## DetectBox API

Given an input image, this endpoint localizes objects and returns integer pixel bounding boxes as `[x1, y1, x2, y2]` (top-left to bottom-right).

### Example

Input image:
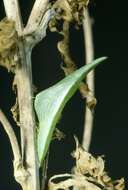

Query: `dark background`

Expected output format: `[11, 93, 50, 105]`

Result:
[0, 0, 128, 189]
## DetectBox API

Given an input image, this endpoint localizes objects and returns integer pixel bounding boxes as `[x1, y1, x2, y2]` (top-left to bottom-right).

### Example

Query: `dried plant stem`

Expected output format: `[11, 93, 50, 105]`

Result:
[15, 45, 40, 190]
[3, 0, 52, 189]
[3, 0, 23, 34]
[3, 1, 40, 190]
[0, 109, 21, 162]
[25, 0, 49, 33]
[82, 8, 94, 151]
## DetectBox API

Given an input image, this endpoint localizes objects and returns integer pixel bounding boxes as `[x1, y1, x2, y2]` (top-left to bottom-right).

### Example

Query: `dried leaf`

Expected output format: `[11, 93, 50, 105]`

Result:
[49, 174, 101, 190]
[49, 0, 89, 27]
[72, 136, 104, 177]
[79, 82, 97, 110]
[52, 0, 73, 22]
[0, 18, 18, 72]
[49, 0, 96, 111]
[53, 128, 65, 141]
[11, 97, 20, 126]
[48, 137, 125, 190]
[72, 137, 125, 190]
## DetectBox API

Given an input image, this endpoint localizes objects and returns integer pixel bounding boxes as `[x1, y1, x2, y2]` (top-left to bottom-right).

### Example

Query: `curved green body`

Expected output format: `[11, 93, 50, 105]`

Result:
[34, 57, 107, 165]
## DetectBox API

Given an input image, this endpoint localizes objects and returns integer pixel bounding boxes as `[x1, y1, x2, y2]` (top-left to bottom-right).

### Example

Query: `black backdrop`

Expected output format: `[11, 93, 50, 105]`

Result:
[0, 0, 128, 189]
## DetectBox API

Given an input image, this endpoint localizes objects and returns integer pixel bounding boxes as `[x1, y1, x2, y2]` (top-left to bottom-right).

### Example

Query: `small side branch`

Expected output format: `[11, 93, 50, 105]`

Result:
[24, 9, 54, 47]
[25, 0, 49, 34]
[82, 8, 94, 151]
[0, 109, 21, 162]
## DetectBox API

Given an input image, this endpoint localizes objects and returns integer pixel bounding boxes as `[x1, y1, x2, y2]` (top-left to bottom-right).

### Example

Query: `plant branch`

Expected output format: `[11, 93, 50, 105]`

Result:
[3, 1, 40, 190]
[82, 8, 94, 151]
[14, 42, 40, 190]
[24, 9, 54, 47]
[25, 0, 49, 34]
[3, 0, 23, 34]
[0, 109, 21, 162]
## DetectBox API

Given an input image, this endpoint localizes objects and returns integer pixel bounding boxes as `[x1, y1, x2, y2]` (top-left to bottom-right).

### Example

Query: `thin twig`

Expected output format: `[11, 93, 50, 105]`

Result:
[0, 109, 21, 162]
[82, 8, 94, 151]
[25, 0, 49, 34]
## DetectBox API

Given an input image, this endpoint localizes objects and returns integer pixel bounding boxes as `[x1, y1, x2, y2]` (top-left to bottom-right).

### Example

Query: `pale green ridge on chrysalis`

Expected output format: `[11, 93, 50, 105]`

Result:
[34, 57, 107, 166]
